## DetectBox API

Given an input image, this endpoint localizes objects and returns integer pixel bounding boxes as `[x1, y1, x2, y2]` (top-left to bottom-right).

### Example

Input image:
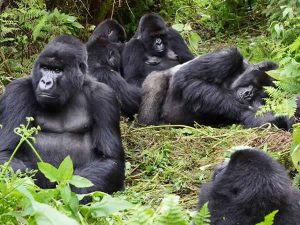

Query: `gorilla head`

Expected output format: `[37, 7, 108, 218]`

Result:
[86, 38, 122, 73]
[197, 149, 300, 225]
[89, 19, 126, 43]
[137, 13, 168, 57]
[32, 36, 87, 108]
[230, 61, 278, 105]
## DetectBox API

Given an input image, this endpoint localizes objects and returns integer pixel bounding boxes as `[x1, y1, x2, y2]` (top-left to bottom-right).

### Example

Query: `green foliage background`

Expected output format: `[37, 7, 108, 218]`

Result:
[0, 0, 300, 224]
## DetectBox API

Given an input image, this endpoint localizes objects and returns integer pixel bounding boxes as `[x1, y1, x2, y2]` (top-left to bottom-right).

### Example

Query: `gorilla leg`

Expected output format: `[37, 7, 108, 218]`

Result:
[138, 70, 171, 125]
[73, 159, 124, 194]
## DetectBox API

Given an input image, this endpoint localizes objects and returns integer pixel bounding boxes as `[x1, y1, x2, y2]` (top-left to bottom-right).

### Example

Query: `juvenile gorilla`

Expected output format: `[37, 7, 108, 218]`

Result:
[122, 13, 194, 87]
[87, 20, 141, 118]
[0, 36, 125, 195]
[139, 48, 290, 129]
[89, 19, 126, 43]
[197, 149, 300, 225]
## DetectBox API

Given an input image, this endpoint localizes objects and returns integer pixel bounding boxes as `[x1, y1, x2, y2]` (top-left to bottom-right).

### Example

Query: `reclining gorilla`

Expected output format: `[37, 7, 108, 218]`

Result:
[197, 149, 300, 225]
[139, 48, 290, 129]
[87, 19, 141, 118]
[0, 36, 125, 196]
[122, 13, 194, 87]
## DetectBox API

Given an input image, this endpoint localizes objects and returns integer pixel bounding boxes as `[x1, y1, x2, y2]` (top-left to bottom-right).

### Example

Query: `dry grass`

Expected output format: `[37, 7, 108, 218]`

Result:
[120, 122, 292, 210]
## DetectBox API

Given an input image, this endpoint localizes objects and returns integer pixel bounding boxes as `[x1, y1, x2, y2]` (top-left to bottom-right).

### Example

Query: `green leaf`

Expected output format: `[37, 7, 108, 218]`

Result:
[290, 36, 300, 53]
[291, 123, 300, 172]
[57, 156, 73, 183]
[256, 210, 278, 225]
[60, 185, 79, 216]
[172, 23, 184, 32]
[38, 162, 59, 182]
[70, 175, 94, 188]
[60, 185, 72, 204]
[31, 200, 79, 225]
[155, 195, 189, 225]
[72, 22, 84, 29]
[88, 195, 133, 218]
[189, 32, 201, 50]
[194, 202, 211, 225]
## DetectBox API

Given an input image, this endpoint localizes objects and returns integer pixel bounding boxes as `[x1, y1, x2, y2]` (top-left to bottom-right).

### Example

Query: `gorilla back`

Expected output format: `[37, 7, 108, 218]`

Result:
[197, 149, 300, 225]
[139, 48, 290, 129]
[0, 35, 125, 196]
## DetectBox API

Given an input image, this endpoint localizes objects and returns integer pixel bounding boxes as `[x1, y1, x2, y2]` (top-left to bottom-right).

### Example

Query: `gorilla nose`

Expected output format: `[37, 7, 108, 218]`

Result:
[39, 76, 54, 90]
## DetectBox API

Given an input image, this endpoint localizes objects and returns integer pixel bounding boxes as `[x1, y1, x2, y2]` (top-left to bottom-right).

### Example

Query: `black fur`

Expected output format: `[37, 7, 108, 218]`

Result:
[139, 48, 290, 129]
[86, 21, 141, 118]
[197, 149, 300, 225]
[122, 13, 194, 87]
[89, 19, 126, 43]
[0, 35, 125, 198]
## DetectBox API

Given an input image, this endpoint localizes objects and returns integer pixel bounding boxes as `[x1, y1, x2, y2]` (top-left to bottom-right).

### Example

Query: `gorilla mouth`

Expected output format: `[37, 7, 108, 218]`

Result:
[38, 94, 57, 99]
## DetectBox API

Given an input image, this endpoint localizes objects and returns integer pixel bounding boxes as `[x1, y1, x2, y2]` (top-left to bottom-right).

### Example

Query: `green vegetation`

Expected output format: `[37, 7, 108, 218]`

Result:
[0, 0, 300, 224]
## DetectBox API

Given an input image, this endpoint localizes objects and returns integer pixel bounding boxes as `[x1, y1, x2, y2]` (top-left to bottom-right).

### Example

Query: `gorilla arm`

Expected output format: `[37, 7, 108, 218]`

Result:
[0, 77, 37, 170]
[168, 28, 194, 63]
[122, 39, 147, 86]
[176, 79, 251, 121]
[76, 80, 125, 194]
[93, 67, 141, 118]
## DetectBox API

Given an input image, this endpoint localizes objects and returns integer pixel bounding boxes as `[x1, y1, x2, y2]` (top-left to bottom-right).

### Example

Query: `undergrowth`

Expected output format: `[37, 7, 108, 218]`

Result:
[0, 120, 292, 224]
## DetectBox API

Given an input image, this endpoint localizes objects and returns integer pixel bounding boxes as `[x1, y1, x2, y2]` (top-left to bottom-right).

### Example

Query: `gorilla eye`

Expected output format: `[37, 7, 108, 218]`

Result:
[54, 68, 62, 73]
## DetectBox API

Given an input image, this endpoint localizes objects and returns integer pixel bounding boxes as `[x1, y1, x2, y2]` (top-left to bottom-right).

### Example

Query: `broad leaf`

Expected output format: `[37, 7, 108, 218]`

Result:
[38, 162, 59, 182]
[291, 123, 300, 172]
[172, 23, 184, 32]
[31, 200, 79, 225]
[256, 210, 278, 225]
[89, 195, 133, 218]
[57, 156, 73, 183]
[70, 175, 94, 188]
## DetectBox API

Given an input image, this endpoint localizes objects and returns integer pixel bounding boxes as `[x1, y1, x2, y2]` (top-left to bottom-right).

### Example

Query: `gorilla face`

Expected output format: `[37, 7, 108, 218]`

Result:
[236, 85, 255, 102]
[142, 32, 168, 57]
[33, 36, 87, 108]
[86, 38, 122, 72]
[231, 63, 276, 104]
[35, 60, 70, 107]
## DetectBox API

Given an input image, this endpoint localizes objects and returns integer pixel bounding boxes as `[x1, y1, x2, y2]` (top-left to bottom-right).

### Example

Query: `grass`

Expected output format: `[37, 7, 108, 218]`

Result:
[120, 121, 292, 210]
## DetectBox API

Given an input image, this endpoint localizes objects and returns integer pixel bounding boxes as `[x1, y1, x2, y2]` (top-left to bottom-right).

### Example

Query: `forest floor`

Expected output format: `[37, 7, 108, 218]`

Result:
[120, 121, 292, 210]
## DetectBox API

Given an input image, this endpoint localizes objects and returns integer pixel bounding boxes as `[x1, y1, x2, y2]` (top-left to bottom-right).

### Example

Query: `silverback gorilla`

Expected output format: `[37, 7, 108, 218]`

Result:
[139, 48, 290, 129]
[87, 19, 141, 118]
[197, 149, 300, 225]
[0, 36, 125, 196]
[122, 13, 194, 87]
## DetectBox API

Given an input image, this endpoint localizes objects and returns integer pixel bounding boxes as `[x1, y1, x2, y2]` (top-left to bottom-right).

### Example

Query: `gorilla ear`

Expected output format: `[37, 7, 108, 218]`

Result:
[255, 61, 278, 71]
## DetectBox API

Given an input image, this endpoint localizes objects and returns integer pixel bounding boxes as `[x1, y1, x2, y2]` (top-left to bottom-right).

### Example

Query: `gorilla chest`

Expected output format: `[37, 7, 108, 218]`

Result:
[144, 54, 179, 74]
[33, 93, 94, 166]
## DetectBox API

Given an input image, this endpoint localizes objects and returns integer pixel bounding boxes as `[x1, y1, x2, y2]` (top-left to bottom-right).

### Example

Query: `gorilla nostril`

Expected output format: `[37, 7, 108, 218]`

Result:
[46, 81, 52, 86]
[39, 77, 54, 90]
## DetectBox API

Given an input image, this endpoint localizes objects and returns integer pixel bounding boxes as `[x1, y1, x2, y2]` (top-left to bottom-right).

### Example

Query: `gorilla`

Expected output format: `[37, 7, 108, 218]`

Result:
[122, 13, 194, 87]
[139, 48, 290, 129]
[89, 19, 126, 43]
[197, 149, 300, 225]
[0, 35, 125, 196]
[87, 20, 141, 118]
